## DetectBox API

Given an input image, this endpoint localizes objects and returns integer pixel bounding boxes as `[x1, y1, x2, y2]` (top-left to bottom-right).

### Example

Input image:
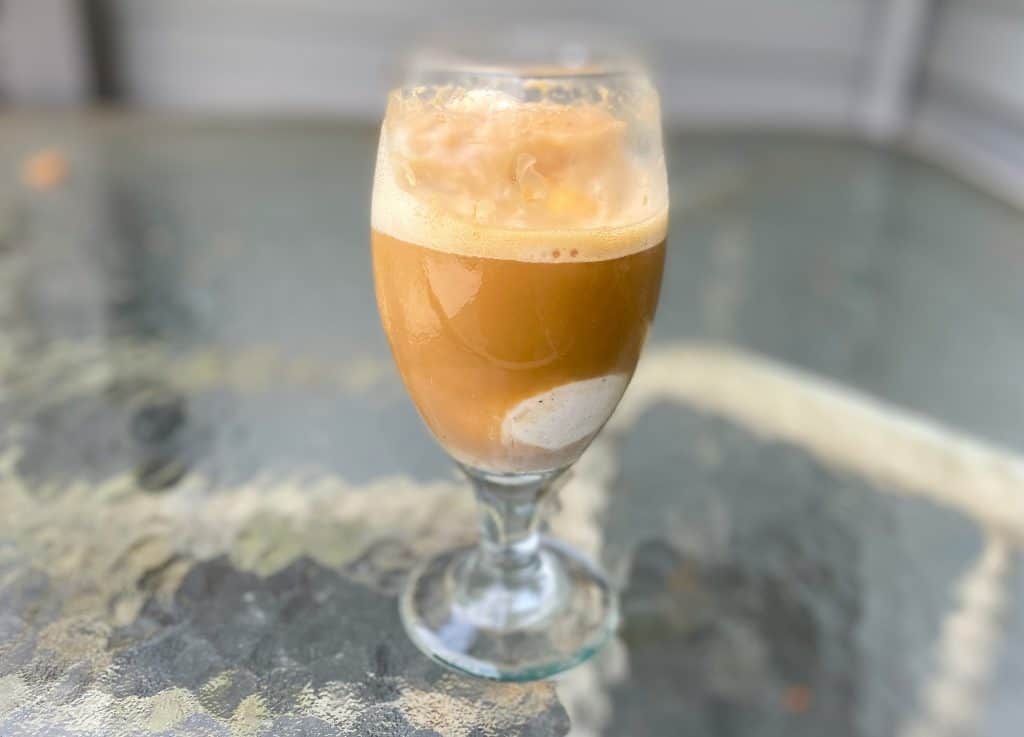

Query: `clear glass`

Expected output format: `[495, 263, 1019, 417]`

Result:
[371, 34, 669, 680]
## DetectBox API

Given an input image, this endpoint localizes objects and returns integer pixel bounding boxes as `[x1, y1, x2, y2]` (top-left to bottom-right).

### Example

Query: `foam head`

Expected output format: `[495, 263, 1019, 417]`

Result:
[372, 77, 668, 262]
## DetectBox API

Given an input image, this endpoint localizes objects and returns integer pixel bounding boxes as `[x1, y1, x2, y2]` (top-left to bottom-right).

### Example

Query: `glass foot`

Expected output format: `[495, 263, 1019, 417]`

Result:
[400, 539, 618, 681]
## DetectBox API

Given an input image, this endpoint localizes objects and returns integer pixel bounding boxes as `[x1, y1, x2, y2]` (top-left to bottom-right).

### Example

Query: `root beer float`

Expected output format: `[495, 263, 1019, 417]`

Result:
[372, 80, 668, 474]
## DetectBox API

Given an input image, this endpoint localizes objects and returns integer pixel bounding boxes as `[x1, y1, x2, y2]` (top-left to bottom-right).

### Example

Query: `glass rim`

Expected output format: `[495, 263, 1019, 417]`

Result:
[400, 23, 652, 83]
[407, 61, 647, 81]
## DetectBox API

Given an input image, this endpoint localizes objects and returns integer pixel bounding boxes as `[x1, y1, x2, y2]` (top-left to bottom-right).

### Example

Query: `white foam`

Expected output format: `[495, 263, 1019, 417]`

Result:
[371, 90, 669, 263]
[501, 374, 629, 451]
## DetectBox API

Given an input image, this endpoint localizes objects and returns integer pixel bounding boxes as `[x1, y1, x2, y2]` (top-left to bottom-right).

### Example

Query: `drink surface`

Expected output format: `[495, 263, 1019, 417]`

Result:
[372, 84, 669, 472]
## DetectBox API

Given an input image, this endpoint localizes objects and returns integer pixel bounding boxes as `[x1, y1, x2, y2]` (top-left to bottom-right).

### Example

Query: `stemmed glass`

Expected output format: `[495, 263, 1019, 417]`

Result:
[371, 34, 669, 680]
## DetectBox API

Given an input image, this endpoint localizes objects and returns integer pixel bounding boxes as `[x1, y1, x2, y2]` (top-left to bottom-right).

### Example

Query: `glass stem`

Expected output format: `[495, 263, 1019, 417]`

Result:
[457, 468, 566, 629]
[473, 475, 549, 574]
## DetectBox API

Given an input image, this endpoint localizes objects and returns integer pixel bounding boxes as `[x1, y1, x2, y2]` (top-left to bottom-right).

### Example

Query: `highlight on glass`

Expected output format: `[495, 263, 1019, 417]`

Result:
[371, 32, 669, 680]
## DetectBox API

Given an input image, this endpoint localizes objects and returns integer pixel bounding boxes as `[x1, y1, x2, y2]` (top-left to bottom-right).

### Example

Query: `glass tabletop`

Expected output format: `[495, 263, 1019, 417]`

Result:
[1, 116, 1023, 736]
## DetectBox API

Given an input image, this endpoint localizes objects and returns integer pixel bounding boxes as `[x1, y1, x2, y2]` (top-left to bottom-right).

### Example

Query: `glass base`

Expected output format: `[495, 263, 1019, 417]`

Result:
[400, 539, 618, 681]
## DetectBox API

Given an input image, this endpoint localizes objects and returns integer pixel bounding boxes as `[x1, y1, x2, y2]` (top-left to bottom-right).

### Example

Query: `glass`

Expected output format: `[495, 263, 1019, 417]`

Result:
[371, 34, 669, 680]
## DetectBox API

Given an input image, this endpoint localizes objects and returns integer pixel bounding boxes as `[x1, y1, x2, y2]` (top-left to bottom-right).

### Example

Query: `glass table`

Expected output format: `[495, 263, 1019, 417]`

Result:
[1, 116, 1023, 736]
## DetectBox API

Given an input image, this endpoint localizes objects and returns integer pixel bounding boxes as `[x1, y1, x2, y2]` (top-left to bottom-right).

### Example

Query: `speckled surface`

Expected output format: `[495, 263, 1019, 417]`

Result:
[1, 116, 1023, 736]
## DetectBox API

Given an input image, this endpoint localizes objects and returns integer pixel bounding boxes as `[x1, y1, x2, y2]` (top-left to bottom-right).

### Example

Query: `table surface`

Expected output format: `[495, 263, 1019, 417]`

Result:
[1, 116, 1023, 737]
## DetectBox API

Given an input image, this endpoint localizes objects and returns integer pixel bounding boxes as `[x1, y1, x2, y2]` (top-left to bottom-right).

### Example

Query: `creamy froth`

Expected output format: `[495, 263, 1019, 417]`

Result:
[371, 87, 668, 262]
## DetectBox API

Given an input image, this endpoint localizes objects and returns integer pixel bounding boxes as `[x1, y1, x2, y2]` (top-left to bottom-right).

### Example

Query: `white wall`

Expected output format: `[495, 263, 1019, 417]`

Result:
[97, 0, 881, 129]
[911, 0, 1024, 205]
[0, 0, 91, 105]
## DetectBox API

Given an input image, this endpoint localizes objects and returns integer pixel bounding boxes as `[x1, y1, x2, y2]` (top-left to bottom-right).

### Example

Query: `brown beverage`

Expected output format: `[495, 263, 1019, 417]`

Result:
[372, 87, 668, 473]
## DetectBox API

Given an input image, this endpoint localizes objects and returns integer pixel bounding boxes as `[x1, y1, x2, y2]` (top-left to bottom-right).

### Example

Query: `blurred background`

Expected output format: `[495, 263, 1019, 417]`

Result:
[4, 3, 1024, 736]
[1, 0, 1022, 206]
